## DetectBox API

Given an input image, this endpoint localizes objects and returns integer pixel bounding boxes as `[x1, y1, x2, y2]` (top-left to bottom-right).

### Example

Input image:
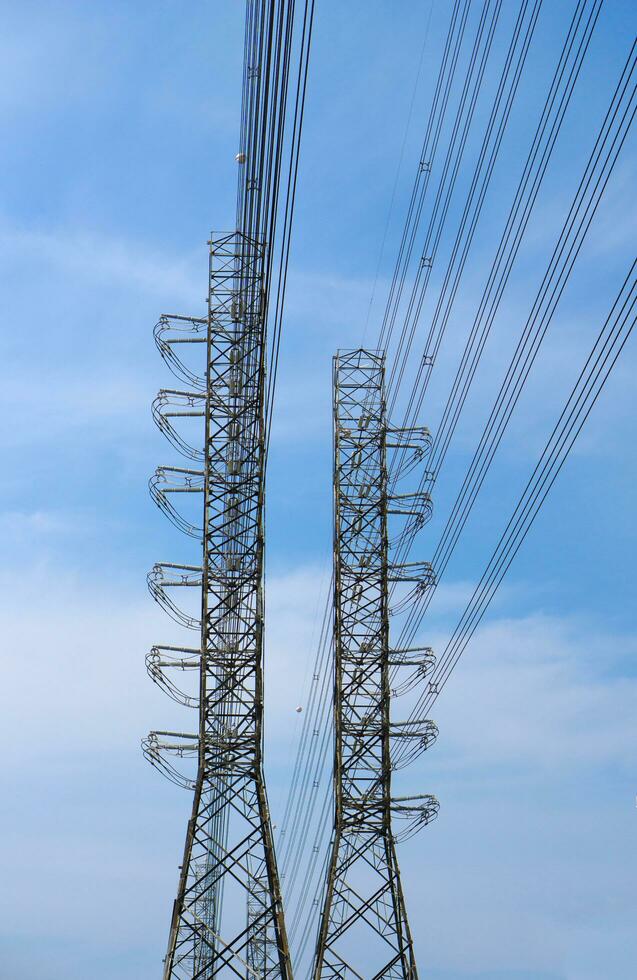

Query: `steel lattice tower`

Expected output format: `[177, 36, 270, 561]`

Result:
[313, 349, 439, 980]
[142, 0, 302, 971]
[145, 234, 291, 979]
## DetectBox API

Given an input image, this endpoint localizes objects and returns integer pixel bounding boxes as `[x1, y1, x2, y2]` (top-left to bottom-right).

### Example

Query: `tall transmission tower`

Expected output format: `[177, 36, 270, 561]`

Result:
[142, 0, 311, 975]
[146, 235, 289, 979]
[312, 349, 439, 979]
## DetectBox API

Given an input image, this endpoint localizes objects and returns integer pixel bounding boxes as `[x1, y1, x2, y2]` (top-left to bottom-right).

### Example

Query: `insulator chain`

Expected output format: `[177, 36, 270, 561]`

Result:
[386, 423, 432, 479]
[388, 560, 436, 615]
[154, 313, 207, 390]
[151, 388, 206, 462]
[147, 562, 202, 631]
[146, 311, 207, 792]
[149, 466, 204, 539]
[145, 644, 200, 709]
[389, 644, 436, 696]
[142, 730, 198, 791]
[389, 718, 439, 769]
[391, 794, 441, 842]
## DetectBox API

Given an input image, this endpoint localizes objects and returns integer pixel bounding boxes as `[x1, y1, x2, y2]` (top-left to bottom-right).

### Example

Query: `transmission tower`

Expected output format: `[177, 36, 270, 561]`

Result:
[312, 349, 439, 980]
[141, 0, 306, 972]
[145, 233, 290, 979]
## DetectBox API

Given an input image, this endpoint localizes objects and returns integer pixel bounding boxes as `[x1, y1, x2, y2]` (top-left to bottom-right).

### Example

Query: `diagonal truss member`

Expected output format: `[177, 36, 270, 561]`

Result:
[313, 349, 439, 980]
[145, 233, 291, 979]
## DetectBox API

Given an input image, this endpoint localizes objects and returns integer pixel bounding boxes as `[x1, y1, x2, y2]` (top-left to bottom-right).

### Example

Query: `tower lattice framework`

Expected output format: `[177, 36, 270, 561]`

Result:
[142, 0, 305, 974]
[145, 233, 291, 980]
[313, 349, 439, 980]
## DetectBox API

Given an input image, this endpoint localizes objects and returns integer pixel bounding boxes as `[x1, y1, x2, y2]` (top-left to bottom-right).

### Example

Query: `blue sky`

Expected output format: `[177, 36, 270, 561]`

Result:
[0, 2, 635, 979]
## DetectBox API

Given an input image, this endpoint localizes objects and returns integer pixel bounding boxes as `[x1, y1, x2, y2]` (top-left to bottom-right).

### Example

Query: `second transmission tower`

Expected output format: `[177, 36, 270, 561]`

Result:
[313, 349, 439, 979]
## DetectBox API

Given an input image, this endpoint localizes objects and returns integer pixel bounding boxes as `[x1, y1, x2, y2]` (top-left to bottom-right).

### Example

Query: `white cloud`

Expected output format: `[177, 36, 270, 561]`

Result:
[284, 268, 383, 335]
[0, 509, 75, 535]
[0, 370, 152, 449]
[0, 561, 329, 764]
[2, 559, 636, 978]
[269, 576, 637, 979]
[0, 219, 204, 307]
[422, 613, 637, 771]
[0, 569, 170, 761]
[424, 579, 481, 617]
[0, 14, 105, 118]
[0, 218, 208, 449]
[265, 562, 332, 721]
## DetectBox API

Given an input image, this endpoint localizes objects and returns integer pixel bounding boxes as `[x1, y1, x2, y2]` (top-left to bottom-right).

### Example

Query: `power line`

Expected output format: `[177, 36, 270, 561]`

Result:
[394, 260, 636, 751]
[279, 9, 633, 959]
